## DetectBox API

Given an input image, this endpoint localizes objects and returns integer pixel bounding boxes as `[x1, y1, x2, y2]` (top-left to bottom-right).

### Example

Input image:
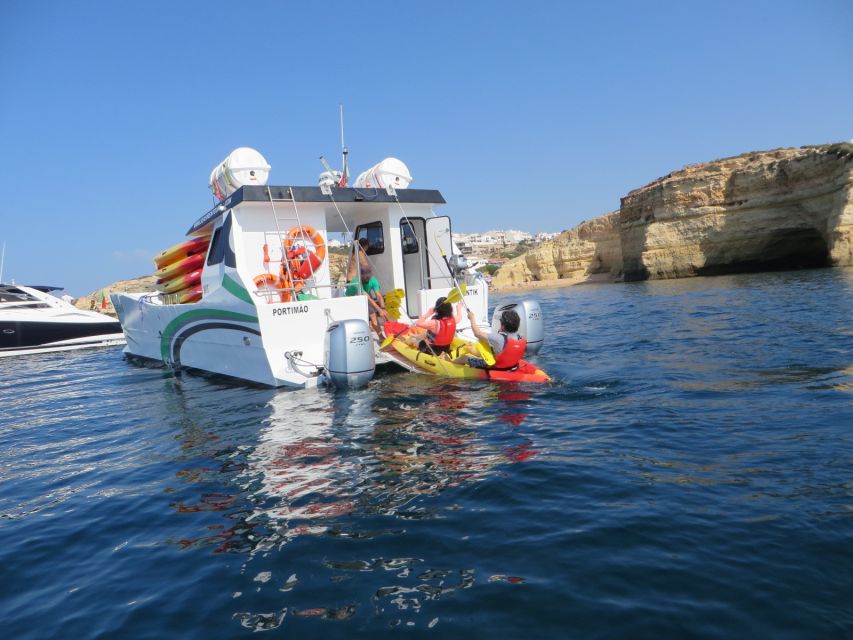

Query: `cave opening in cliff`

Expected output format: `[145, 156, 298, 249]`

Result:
[697, 227, 830, 277]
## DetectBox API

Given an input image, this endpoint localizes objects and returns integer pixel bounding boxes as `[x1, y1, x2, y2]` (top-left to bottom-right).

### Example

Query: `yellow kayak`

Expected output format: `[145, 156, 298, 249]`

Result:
[153, 235, 211, 269]
[382, 323, 550, 383]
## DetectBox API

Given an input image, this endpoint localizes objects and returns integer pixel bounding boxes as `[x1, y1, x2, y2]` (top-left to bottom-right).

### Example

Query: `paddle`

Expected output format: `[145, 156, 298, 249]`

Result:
[380, 286, 494, 366]
[380, 323, 412, 350]
[445, 284, 466, 305]
[474, 338, 496, 366]
[432, 246, 496, 366]
[443, 286, 495, 365]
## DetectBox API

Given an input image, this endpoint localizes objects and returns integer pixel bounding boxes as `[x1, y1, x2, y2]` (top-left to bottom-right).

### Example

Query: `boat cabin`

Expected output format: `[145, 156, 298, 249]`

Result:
[186, 185, 489, 321]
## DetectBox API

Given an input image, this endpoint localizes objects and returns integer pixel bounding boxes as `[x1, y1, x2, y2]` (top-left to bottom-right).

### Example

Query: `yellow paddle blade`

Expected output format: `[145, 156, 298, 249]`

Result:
[382, 289, 404, 320]
[476, 339, 496, 366]
[380, 334, 396, 349]
[445, 284, 467, 305]
[383, 288, 404, 301]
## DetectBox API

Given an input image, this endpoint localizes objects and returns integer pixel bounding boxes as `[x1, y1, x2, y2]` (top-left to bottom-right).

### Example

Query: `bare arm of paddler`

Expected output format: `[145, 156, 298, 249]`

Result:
[467, 310, 490, 342]
[416, 307, 437, 331]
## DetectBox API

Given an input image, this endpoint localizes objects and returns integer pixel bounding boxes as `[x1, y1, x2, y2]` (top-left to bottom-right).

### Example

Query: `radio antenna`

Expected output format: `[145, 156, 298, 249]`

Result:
[338, 104, 348, 187]
[0, 242, 5, 283]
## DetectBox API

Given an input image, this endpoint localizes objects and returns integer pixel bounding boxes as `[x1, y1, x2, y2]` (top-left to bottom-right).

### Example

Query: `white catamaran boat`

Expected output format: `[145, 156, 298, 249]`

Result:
[0, 284, 125, 357]
[111, 148, 543, 388]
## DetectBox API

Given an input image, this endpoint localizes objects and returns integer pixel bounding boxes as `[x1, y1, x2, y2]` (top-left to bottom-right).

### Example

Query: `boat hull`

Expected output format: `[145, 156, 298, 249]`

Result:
[111, 288, 370, 388]
[0, 319, 125, 357]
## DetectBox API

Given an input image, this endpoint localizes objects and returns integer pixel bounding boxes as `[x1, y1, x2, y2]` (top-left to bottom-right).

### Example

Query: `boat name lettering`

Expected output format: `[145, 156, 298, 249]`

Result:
[272, 305, 309, 317]
[467, 288, 479, 295]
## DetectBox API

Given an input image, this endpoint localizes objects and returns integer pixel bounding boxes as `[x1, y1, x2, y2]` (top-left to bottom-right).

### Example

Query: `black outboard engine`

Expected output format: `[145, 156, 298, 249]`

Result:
[491, 300, 544, 355]
[324, 319, 375, 388]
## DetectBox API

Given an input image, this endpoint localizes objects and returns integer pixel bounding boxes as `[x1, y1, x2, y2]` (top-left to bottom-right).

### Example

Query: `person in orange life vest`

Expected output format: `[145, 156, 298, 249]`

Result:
[413, 296, 463, 355]
[457, 308, 526, 369]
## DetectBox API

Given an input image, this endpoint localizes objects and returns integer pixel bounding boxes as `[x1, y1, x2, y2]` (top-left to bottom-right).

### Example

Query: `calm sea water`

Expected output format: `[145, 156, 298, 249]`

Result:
[2, 268, 852, 639]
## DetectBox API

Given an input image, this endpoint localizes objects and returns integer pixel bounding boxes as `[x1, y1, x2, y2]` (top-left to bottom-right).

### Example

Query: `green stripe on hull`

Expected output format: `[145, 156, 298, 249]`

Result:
[222, 274, 254, 304]
[160, 309, 259, 361]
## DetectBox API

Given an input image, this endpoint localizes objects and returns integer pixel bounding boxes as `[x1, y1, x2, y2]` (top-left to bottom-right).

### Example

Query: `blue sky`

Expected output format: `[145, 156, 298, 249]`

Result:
[2, 1, 852, 295]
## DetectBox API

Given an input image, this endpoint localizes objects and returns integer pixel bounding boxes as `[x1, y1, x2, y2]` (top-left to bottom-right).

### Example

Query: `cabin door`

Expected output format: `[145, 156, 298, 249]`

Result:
[400, 216, 454, 317]
[424, 216, 454, 290]
[400, 218, 427, 317]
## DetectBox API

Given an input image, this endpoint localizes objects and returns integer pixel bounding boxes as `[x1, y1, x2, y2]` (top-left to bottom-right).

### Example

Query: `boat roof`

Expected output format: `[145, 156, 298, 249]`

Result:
[187, 185, 446, 235]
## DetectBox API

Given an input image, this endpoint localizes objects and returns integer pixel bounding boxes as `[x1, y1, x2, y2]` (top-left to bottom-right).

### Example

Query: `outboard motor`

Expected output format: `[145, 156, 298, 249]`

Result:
[491, 300, 544, 355]
[324, 319, 375, 388]
[448, 254, 469, 280]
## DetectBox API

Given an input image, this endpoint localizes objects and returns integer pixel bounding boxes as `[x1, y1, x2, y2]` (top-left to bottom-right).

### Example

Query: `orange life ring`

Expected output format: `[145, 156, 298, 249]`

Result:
[283, 225, 326, 280]
[253, 272, 293, 303]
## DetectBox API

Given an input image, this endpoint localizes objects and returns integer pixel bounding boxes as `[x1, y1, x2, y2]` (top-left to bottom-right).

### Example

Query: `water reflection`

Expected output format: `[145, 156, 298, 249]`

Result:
[244, 391, 368, 536]
[163, 375, 541, 630]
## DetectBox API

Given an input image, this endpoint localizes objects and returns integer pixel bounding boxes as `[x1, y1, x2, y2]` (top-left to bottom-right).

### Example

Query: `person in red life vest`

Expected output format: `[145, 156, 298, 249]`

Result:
[413, 296, 463, 356]
[457, 308, 526, 370]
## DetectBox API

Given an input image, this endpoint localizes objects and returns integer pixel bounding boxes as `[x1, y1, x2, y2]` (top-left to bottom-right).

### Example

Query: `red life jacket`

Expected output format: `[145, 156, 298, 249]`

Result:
[492, 334, 527, 370]
[430, 317, 456, 347]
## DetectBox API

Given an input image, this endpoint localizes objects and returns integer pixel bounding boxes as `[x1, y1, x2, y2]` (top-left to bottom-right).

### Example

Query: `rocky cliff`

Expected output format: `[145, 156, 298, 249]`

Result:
[491, 213, 622, 288]
[492, 143, 853, 288]
[74, 276, 157, 317]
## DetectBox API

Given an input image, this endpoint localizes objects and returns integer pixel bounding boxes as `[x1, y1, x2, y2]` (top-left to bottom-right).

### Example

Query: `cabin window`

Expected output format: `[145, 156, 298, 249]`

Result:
[0, 287, 38, 302]
[401, 220, 420, 255]
[355, 222, 384, 255]
[207, 226, 225, 266]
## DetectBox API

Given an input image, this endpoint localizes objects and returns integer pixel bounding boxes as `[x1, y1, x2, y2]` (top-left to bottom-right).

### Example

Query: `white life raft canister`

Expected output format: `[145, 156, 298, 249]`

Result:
[209, 147, 271, 201]
[353, 157, 412, 190]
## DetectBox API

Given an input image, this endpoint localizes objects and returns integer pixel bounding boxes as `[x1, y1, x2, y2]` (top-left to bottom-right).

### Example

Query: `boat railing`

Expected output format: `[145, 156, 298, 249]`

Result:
[419, 272, 486, 288]
[251, 280, 354, 303]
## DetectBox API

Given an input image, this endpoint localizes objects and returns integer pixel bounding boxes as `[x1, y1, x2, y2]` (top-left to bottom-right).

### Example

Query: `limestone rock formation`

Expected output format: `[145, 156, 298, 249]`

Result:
[492, 213, 621, 288]
[619, 143, 853, 280]
[74, 275, 157, 317]
[493, 143, 853, 288]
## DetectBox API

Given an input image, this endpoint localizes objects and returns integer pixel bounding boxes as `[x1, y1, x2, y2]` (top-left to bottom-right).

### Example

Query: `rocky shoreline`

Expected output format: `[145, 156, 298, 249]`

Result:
[493, 143, 853, 289]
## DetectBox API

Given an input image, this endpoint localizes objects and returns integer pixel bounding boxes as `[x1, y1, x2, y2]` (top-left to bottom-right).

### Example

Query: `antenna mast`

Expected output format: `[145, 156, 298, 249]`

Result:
[0, 242, 5, 283]
[339, 104, 349, 187]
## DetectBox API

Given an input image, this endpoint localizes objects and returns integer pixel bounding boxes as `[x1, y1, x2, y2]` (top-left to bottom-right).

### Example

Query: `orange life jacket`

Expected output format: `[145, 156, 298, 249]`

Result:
[492, 333, 527, 370]
[430, 317, 456, 347]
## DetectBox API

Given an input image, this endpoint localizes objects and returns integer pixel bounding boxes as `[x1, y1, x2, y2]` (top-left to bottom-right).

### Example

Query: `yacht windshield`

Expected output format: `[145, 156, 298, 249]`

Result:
[0, 287, 40, 303]
[0, 287, 52, 309]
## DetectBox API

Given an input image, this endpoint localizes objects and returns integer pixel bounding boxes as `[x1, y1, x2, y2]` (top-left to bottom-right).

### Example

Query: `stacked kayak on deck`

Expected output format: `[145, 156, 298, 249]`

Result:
[381, 321, 550, 383]
[152, 235, 210, 303]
